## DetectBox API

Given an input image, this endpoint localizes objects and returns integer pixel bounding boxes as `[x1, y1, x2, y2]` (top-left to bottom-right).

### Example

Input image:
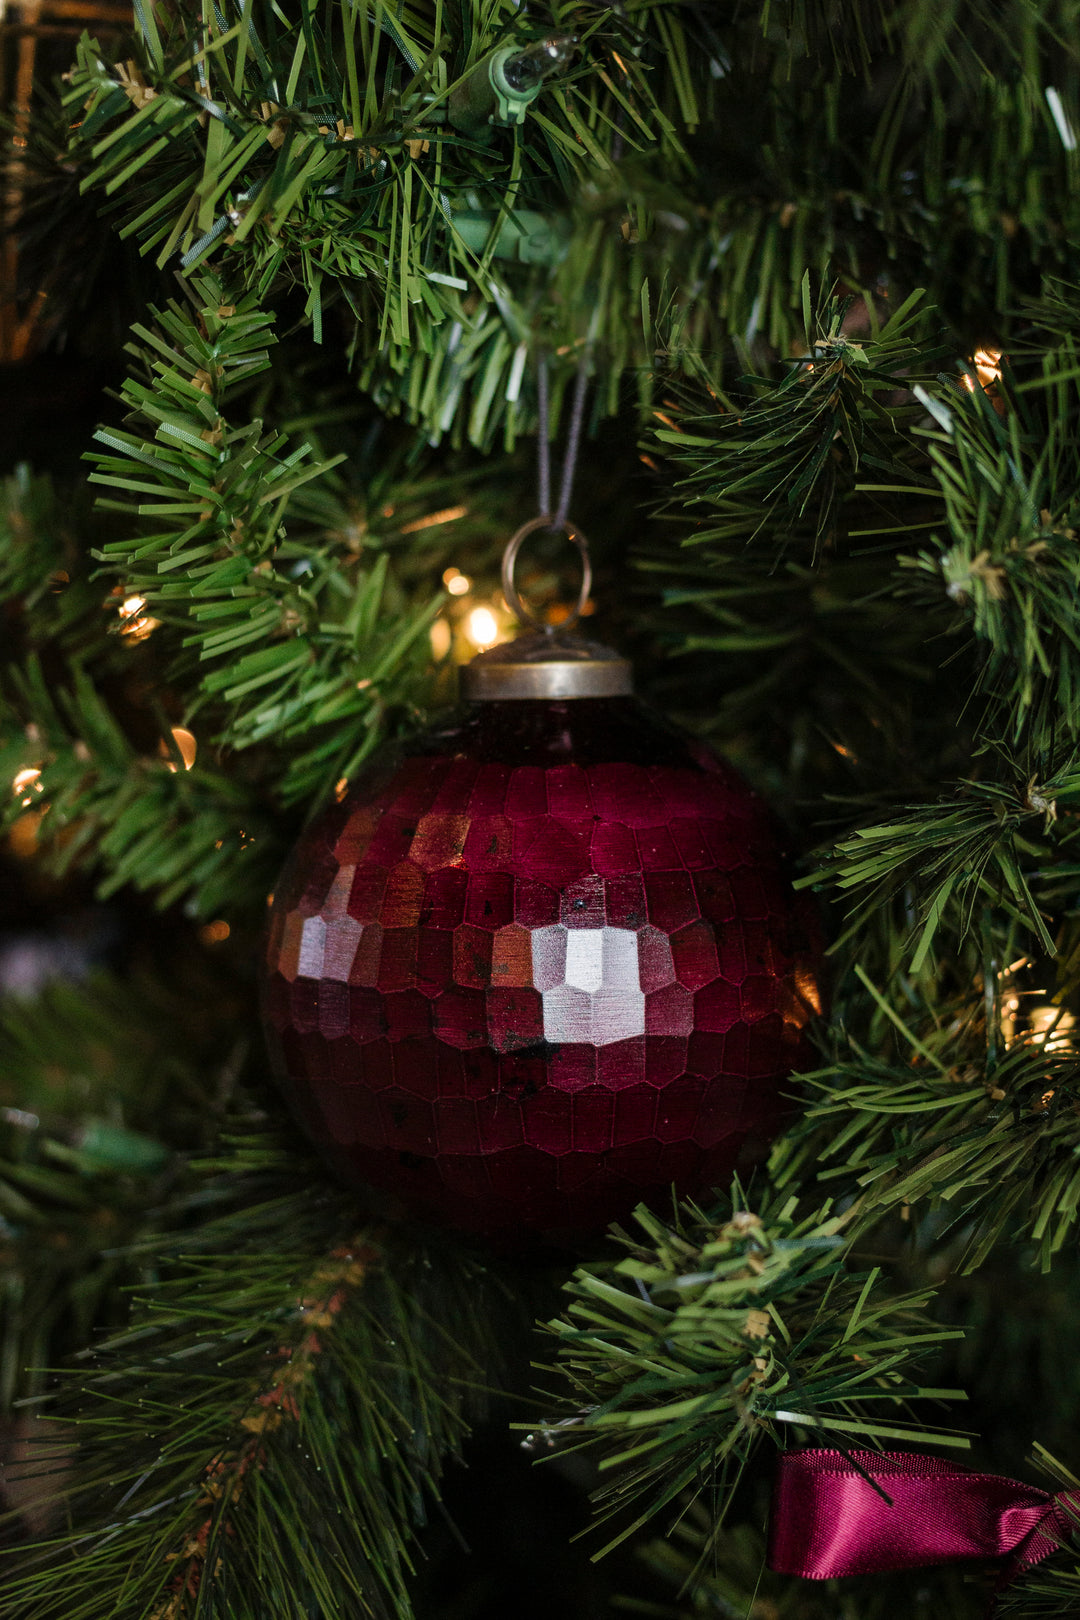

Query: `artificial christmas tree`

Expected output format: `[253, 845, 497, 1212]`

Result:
[4, 4, 1080, 1618]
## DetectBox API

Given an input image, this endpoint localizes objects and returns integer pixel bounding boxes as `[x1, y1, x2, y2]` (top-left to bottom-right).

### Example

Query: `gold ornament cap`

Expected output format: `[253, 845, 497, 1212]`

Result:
[460, 516, 632, 700]
[461, 629, 633, 700]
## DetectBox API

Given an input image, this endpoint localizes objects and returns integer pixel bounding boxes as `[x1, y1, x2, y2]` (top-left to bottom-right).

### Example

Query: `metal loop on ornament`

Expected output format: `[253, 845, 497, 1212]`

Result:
[502, 516, 592, 633]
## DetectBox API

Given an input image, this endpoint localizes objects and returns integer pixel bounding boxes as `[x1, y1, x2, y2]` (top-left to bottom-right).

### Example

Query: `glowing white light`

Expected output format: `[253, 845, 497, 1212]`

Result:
[467, 607, 499, 647]
[12, 768, 41, 800]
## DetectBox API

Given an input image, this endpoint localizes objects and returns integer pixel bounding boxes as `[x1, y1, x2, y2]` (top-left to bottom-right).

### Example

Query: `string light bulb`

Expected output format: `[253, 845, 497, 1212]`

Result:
[466, 606, 500, 647]
[12, 767, 43, 805]
[9, 768, 45, 858]
[1027, 1004, 1075, 1053]
[115, 589, 160, 641]
[449, 34, 577, 130]
[159, 727, 197, 772]
[998, 958, 1076, 1052]
[962, 347, 1003, 392]
[430, 617, 452, 660]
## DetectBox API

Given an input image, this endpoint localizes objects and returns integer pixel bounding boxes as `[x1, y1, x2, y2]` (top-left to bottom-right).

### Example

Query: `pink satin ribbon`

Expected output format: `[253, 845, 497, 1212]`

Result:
[768, 1449, 1079, 1581]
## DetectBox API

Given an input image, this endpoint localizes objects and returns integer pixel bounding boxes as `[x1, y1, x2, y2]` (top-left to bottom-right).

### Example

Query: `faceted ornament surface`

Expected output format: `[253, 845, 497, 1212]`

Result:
[262, 697, 820, 1241]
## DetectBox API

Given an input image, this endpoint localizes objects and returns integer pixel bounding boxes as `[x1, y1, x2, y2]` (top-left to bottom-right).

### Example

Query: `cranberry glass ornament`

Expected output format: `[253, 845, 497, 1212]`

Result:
[263, 630, 820, 1241]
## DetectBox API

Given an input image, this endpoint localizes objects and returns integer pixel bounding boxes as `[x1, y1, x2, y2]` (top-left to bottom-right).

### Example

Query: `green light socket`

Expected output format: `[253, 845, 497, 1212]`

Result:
[448, 38, 574, 132]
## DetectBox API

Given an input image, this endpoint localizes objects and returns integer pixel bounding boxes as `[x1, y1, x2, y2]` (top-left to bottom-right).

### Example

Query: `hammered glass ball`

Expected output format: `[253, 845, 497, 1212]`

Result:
[262, 686, 820, 1243]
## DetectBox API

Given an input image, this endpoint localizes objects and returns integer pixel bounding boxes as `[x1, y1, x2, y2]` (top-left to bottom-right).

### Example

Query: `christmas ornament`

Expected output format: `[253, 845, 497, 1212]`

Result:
[262, 523, 820, 1241]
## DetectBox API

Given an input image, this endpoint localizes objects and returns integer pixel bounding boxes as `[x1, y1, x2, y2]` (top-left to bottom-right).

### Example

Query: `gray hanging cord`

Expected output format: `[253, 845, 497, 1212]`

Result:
[534, 350, 589, 528]
[554, 357, 590, 529]
[503, 351, 593, 633]
[536, 355, 552, 519]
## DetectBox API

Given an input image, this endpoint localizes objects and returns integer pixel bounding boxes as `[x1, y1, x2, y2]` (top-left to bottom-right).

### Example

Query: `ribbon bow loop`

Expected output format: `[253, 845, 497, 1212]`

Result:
[1014, 1487, 1080, 1574]
[768, 1449, 1078, 1585]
